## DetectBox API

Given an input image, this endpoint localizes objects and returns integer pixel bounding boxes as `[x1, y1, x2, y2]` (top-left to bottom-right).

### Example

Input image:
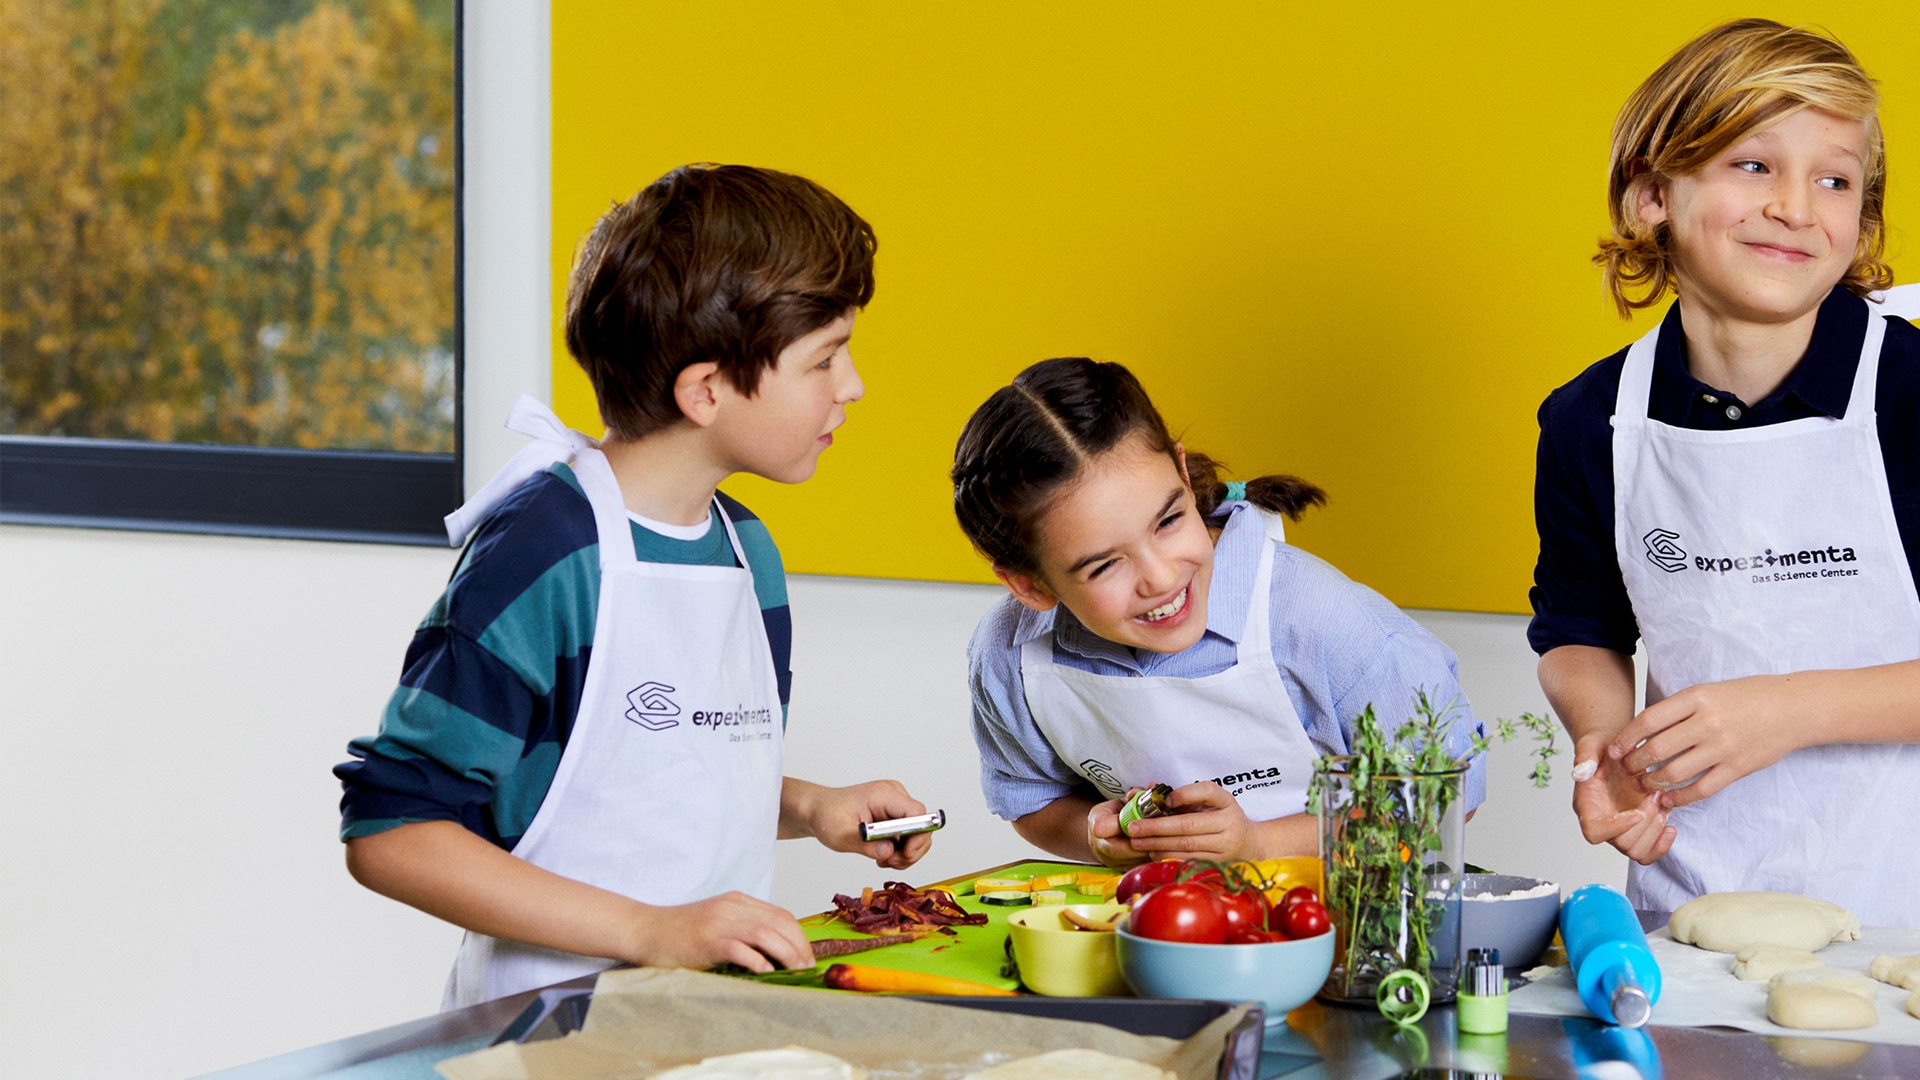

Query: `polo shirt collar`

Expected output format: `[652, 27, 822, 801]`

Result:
[1008, 502, 1258, 661]
[1650, 286, 1866, 423]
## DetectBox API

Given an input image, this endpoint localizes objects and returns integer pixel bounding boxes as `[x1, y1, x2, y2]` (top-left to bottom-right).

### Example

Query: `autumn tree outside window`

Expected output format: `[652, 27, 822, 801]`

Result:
[0, 0, 461, 543]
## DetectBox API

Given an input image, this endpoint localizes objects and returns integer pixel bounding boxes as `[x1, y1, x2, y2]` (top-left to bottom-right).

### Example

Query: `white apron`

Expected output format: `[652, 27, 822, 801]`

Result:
[440, 400, 784, 1007]
[1020, 509, 1326, 821]
[1611, 298, 1920, 927]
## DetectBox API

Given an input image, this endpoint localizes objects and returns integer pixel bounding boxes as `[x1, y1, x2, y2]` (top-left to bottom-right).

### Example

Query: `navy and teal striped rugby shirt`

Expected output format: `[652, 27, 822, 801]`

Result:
[334, 463, 792, 850]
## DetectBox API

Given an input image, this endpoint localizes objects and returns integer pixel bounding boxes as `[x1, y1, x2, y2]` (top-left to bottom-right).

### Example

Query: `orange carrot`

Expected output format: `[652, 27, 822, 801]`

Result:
[820, 963, 1017, 996]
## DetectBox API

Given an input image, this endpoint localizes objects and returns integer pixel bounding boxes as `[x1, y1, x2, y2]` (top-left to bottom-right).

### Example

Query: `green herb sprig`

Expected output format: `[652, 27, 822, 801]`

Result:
[1307, 691, 1560, 999]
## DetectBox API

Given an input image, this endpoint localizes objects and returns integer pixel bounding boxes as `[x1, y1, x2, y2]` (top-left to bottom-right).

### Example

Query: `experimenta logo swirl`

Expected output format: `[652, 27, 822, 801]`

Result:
[1643, 528, 1688, 574]
[624, 681, 681, 730]
[1080, 758, 1124, 797]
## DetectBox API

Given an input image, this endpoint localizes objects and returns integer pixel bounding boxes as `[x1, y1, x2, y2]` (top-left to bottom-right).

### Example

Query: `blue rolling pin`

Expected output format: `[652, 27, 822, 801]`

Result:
[1560, 884, 1661, 1027]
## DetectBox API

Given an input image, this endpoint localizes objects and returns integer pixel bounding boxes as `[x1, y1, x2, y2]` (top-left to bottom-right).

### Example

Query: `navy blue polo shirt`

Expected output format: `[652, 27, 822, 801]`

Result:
[1529, 287, 1920, 656]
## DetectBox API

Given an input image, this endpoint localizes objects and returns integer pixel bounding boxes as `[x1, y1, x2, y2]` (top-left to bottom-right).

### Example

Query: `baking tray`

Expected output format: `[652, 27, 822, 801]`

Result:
[493, 987, 1267, 1080]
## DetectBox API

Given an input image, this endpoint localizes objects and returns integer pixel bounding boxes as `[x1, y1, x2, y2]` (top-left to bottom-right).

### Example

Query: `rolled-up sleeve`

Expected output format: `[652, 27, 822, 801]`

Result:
[335, 623, 529, 842]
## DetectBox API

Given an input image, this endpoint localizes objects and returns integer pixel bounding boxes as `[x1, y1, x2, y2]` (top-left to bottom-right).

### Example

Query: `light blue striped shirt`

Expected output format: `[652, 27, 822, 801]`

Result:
[967, 502, 1488, 820]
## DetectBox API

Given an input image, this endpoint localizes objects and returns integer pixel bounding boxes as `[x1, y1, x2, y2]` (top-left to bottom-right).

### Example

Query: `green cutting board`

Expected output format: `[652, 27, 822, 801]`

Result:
[756, 860, 1115, 992]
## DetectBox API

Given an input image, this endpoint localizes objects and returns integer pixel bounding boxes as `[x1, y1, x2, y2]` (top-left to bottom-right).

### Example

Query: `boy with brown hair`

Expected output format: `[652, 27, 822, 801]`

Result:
[336, 164, 932, 1006]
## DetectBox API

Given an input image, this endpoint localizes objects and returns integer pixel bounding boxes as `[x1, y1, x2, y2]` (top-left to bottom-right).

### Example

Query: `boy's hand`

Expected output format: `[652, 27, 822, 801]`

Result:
[1109, 782, 1256, 863]
[788, 778, 933, 870]
[1571, 730, 1674, 864]
[626, 892, 813, 973]
[1086, 795, 1149, 870]
[1609, 674, 1803, 809]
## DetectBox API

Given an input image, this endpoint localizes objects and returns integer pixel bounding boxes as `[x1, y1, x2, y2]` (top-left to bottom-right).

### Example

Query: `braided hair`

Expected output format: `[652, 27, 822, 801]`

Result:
[951, 358, 1324, 576]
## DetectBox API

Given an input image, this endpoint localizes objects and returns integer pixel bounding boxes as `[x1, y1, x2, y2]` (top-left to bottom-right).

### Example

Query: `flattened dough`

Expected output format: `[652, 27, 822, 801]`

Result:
[1869, 953, 1920, 991]
[652, 1047, 866, 1080]
[1767, 983, 1878, 1030]
[1768, 968, 1880, 1001]
[1668, 892, 1859, 953]
[965, 1049, 1173, 1080]
[1731, 943, 1822, 981]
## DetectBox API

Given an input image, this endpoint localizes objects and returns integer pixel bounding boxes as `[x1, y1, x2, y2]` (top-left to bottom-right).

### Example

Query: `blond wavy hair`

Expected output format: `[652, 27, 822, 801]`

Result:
[1596, 19, 1891, 316]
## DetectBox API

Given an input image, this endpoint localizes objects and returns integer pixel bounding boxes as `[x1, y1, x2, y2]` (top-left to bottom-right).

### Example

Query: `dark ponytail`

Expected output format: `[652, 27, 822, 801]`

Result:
[951, 357, 1324, 576]
[1182, 451, 1326, 521]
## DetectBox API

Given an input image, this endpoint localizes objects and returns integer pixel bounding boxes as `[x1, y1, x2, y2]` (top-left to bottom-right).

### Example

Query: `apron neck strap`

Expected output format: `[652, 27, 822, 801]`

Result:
[570, 447, 639, 567]
[1235, 510, 1283, 661]
[1614, 322, 1661, 422]
[1845, 303, 1891, 420]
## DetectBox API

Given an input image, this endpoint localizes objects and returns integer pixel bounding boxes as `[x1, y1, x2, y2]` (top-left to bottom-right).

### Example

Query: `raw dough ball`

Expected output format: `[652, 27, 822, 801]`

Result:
[1767, 968, 1879, 1002]
[1909, 989, 1920, 1021]
[1767, 983, 1878, 1030]
[1868, 953, 1920, 991]
[1731, 943, 1822, 981]
[651, 1047, 866, 1080]
[964, 1049, 1173, 1080]
[1669, 892, 1859, 953]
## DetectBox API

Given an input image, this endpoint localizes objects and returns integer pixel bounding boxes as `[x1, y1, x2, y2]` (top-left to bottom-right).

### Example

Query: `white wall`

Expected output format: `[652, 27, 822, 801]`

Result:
[0, 526, 467, 1078]
[0, 522, 1629, 1079]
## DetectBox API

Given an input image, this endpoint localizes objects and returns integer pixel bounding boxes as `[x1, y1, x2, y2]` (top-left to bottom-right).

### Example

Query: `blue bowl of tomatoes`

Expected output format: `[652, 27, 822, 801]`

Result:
[1113, 862, 1335, 1024]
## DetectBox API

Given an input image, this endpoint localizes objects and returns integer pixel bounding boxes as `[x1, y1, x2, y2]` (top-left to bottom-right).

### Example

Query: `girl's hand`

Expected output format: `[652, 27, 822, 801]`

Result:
[1112, 782, 1256, 863]
[624, 891, 813, 973]
[788, 779, 933, 870]
[1086, 795, 1148, 869]
[1571, 730, 1674, 864]
[1609, 674, 1806, 809]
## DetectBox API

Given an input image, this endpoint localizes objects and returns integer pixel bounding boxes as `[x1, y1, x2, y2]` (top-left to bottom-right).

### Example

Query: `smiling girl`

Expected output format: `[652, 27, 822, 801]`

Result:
[952, 357, 1486, 867]
[1531, 19, 1920, 925]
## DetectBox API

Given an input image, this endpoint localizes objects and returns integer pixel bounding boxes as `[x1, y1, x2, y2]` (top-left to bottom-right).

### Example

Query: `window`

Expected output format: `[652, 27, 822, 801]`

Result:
[1, 0, 461, 544]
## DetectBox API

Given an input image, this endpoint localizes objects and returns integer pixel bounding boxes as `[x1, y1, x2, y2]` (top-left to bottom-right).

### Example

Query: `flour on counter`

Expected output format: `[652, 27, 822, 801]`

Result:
[1466, 881, 1560, 902]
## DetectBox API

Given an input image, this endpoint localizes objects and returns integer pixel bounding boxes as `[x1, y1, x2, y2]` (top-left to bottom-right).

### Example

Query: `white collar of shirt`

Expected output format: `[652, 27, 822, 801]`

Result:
[1010, 501, 1261, 664]
[627, 506, 714, 541]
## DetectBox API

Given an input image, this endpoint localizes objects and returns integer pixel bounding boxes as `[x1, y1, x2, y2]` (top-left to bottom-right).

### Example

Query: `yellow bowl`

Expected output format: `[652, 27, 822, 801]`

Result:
[1004, 902, 1130, 997]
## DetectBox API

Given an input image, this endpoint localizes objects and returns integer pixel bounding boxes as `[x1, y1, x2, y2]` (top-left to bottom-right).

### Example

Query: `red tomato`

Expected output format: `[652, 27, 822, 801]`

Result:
[1115, 860, 1185, 905]
[1225, 928, 1287, 945]
[1279, 899, 1331, 939]
[1178, 864, 1225, 891]
[1129, 883, 1229, 944]
[1277, 886, 1319, 913]
[1217, 889, 1270, 938]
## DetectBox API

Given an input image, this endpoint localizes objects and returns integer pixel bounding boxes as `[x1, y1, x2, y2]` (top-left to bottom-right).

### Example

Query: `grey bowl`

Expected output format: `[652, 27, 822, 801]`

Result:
[1458, 874, 1561, 970]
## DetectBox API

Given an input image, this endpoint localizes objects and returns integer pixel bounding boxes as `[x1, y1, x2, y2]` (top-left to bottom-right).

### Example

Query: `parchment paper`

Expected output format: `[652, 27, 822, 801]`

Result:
[1509, 925, 1920, 1045]
[435, 968, 1251, 1080]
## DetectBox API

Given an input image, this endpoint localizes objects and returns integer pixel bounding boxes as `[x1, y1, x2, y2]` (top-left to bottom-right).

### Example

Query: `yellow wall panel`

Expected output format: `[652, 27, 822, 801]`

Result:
[551, 3, 1917, 613]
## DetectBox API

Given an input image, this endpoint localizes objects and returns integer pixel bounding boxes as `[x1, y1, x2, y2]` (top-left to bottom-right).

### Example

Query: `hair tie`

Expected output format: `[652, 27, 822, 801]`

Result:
[1223, 480, 1247, 503]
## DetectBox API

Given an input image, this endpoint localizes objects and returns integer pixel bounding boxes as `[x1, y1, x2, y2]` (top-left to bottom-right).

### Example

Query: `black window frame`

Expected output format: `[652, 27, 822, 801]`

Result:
[0, 2, 465, 548]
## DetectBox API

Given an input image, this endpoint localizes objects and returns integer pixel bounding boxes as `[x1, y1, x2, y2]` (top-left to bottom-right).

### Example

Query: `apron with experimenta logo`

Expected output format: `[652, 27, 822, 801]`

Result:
[1020, 509, 1326, 823]
[441, 399, 783, 1006]
[1611, 291, 1920, 928]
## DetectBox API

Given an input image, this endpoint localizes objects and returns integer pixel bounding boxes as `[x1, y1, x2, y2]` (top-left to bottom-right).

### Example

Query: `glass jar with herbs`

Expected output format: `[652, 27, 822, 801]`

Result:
[1309, 693, 1557, 1009]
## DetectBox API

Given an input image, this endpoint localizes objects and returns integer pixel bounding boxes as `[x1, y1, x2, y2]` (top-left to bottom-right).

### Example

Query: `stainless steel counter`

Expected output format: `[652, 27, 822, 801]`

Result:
[1268, 998, 1920, 1079]
[201, 974, 1920, 1080]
